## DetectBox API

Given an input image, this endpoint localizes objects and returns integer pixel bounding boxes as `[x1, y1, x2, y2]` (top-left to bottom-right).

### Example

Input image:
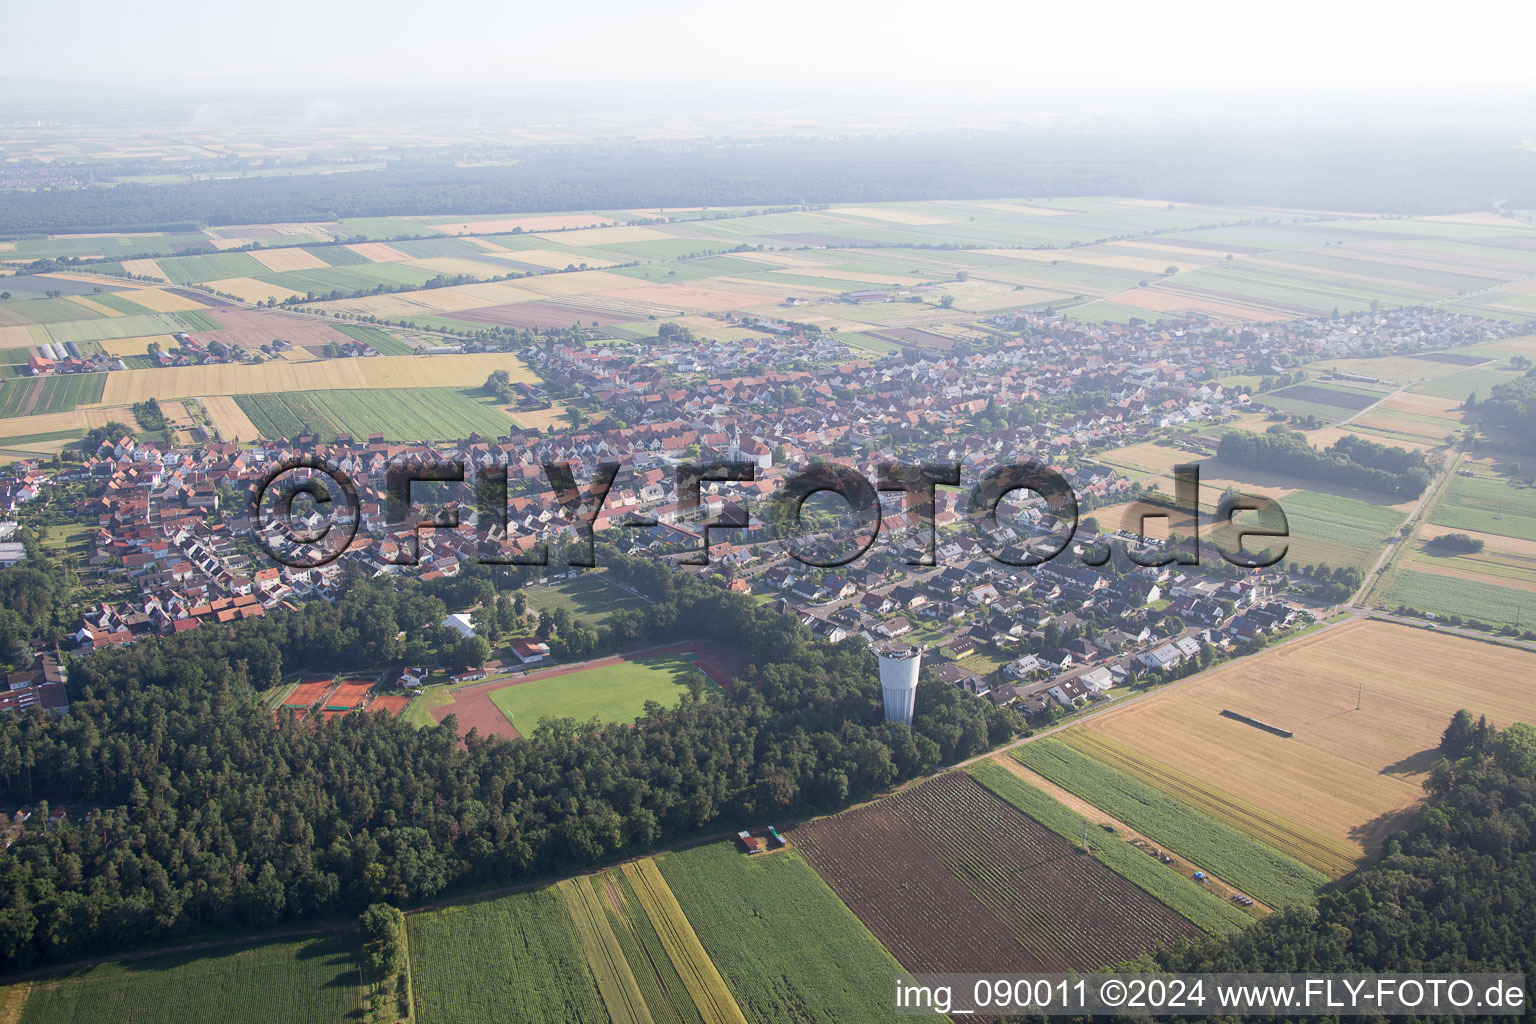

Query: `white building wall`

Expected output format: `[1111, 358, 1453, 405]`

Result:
[878, 649, 921, 727]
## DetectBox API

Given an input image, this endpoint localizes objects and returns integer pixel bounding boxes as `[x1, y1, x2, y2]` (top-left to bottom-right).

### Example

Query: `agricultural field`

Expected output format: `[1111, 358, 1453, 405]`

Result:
[620, 859, 748, 1024]
[967, 760, 1255, 934]
[1427, 470, 1536, 542]
[655, 841, 902, 1023]
[489, 652, 719, 729]
[97, 351, 536, 404]
[792, 772, 1200, 974]
[1072, 618, 1536, 859]
[407, 887, 608, 1024]
[233, 387, 513, 441]
[0, 374, 105, 418]
[1013, 740, 1331, 907]
[8, 934, 359, 1024]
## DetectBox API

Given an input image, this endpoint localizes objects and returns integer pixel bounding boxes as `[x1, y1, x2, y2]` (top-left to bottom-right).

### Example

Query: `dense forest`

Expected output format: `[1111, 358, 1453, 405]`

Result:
[1060, 712, 1536, 1024]
[1219, 429, 1433, 498]
[1473, 373, 1536, 451]
[6, 129, 1536, 234]
[0, 550, 1016, 971]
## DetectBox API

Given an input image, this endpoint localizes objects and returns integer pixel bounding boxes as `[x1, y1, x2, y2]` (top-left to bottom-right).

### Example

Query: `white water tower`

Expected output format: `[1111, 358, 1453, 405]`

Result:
[877, 643, 921, 727]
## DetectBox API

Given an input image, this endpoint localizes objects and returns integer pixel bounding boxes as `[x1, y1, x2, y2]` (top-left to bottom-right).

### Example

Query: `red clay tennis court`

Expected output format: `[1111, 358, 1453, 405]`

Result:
[326, 682, 373, 710]
[369, 694, 409, 717]
[283, 679, 334, 708]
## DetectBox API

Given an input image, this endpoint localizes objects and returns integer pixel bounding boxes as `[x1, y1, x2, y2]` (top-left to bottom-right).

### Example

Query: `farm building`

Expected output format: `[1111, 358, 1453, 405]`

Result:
[736, 830, 763, 854]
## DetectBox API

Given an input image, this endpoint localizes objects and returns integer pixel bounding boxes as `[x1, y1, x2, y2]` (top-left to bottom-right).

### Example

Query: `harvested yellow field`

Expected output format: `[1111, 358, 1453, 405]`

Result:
[0, 410, 92, 437]
[403, 256, 504, 279]
[101, 360, 372, 404]
[509, 405, 571, 431]
[1380, 392, 1465, 419]
[198, 395, 261, 441]
[0, 243, 12, 253]
[206, 277, 307, 304]
[1097, 441, 1205, 476]
[39, 271, 154, 290]
[357, 352, 537, 388]
[488, 248, 618, 270]
[518, 271, 639, 297]
[123, 288, 206, 313]
[769, 267, 907, 285]
[121, 258, 167, 281]
[432, 214, 619, 234]
[278, 347, 320, 362]
[0, 326, 35, 348]
[598, 283, 771, 312]
[98, 334, 174, 357]
[544, 225, 672, 247]
[345, 242, 412, 263]
[971, 202, 1070, 216]
[832, 206, 952, 225]
[1351, 411, 1458, 443]
[711, 275, 842, 296]
[207, 237, 247, 251]
[1078, 618, 1536, 855]
[248, 247, 329, 273]
[463, 237, 511, 252]
[1107, 287, 1275, 320]
[384, 281, 543, 313]
[65, 295, 124, 318]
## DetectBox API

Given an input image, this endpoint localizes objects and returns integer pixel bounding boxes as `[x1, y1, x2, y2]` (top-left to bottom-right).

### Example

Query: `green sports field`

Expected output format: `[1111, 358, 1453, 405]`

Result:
[489, 652, 719, 729]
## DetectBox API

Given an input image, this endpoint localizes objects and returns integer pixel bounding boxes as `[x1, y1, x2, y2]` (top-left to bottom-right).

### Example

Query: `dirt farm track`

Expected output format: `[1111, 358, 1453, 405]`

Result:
[427, 641, 743, 740]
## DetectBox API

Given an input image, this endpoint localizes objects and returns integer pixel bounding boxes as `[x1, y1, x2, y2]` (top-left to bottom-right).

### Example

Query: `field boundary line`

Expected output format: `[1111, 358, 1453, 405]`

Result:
[620, 861, 747, 1024]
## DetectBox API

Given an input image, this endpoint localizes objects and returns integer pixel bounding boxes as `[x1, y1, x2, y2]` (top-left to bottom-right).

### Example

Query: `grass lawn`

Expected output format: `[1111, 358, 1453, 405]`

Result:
[401, 684, 455, 728]
[490, 653, 717, 729]
[13, 934, 359, 1024]
[521, 574, 648, 626]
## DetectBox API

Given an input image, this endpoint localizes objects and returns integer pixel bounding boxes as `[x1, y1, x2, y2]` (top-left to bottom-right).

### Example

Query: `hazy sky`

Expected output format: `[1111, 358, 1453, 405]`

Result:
[4, 0, 1534, 111]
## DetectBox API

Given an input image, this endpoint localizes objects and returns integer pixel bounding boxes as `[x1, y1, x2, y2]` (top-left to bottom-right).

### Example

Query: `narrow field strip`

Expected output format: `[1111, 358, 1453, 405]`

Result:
[620, 860, 747, 1024]
[559, 878, 655, 1024]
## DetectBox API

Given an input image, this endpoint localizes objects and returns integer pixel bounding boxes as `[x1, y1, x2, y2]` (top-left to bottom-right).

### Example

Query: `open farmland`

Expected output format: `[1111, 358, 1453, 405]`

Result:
[792, 772, 1199, 975]
[0, 374, 104, 418]
[10, 935, 359, 1024]
[407, 887, 608, 1024]
[234, 387, 513, 441]
[1074, 618, 1536, 858]
[655, 842, 901, 1024]
[1013, 740, 1330, 906]
[968, 760, 1254, 934]
[98, 351, 536, 404]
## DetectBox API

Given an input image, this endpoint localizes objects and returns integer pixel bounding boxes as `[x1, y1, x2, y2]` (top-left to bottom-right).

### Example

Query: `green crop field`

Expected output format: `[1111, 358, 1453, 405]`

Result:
[490, 652, 719, 729]
[521, 575, 649, 625]
[0, 373, 104, 418]
[234, 387, 511, 441]
[42, 313, 185, 345]
[0, 298, 100, 328]
[176, 310, 223, 331]
[408, 888, 607, 1024]
[1408, 365, 1522, 401]
[656, 841, 902, 1024]
[968, 761, 1252, 934]
[86, 292, 158, 316]
[563, 869, 706, 1024]
[12, 934, 359, 1024]
[311, 245, 372, 267]
[336, 323, 416, 354]
[1429, 474, 1536, 542]
[1271, 489, 1410, 571]
[154, 251, 268, 285]
[1383, 569, 1536, 628]
[1013, 740, 1329, 908]
[256, 263, 440, 295]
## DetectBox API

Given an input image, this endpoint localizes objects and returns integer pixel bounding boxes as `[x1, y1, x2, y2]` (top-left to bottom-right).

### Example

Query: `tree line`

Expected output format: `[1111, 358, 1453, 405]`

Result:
[1219, 429, 1432, 498]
